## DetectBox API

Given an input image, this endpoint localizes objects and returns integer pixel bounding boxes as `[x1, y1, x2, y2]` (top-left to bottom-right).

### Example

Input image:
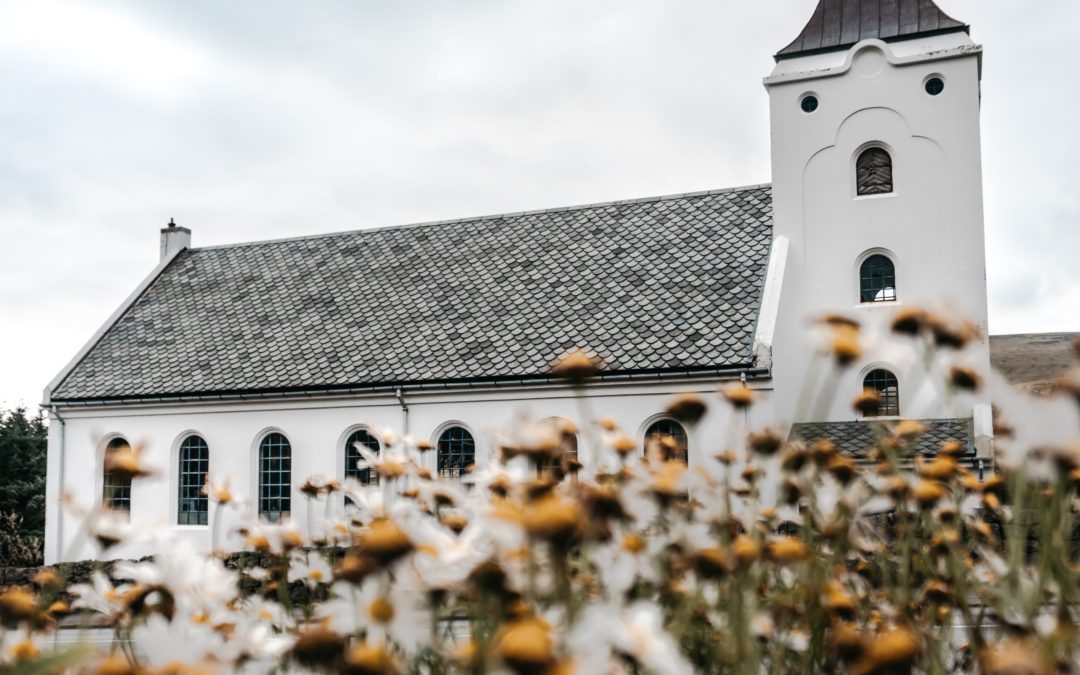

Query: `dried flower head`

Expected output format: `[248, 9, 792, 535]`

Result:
[694, 547, 732, 579]
[830, 325, 863, 367]
[665, 393, 708, 426]
[103, 442, 155, 480]
[550, 348, 602, 383]
[894, 420, 926, 439]
[732, 535, 761, 566]
[290, 623, 347, 669]
[854, 627, 919, 675]
[949, 364, 982, 391]
[818, 314, 861, 331]
[343, 641, 395, 675]
[979, 638, 1053, 675]
[494, 617, 555, 674]
[359, 518, 414, 566]
[611, 435, 637, 457]
[0, 587, 37, 627]
[523, 496, 581, 545]
[827, 454, 858, 485]
[912, 481, 948, 508]
[891, 308, 928, 336]
[929, 316, 980, 350]
[853, 390, 882, 417]
[720, 382, 757, 409]
[748, 429, 784, 456]
[917, 455, 959, 482]
[767, 537, 808, 563]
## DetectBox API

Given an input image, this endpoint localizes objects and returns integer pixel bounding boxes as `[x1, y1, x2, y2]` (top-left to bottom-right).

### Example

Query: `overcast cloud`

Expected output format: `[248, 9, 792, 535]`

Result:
[1, 0, 1077, 408]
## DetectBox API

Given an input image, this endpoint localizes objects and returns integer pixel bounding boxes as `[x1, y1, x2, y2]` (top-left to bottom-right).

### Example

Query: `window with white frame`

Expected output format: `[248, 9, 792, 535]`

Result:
[178, 435, 209, 525]
[258, 432, 291, 523]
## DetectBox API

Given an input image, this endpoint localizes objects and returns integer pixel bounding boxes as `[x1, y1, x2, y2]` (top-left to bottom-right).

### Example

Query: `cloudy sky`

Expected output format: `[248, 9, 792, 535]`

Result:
[1, 0, 1077, 408]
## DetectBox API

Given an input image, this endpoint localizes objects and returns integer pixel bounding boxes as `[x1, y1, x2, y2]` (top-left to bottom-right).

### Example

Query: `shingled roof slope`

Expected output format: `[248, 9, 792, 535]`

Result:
[790, 418, 976, 464]
[52, 186, 773, 401]
[777, 0, 968, 61]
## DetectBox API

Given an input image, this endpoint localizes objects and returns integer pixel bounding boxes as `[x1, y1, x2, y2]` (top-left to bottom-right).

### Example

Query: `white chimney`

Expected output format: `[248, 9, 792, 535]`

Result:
[160, 218, 191, 261]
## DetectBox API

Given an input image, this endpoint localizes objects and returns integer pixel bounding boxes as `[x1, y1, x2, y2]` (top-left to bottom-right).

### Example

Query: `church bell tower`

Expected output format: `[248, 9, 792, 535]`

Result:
[765, 0, 992, 451]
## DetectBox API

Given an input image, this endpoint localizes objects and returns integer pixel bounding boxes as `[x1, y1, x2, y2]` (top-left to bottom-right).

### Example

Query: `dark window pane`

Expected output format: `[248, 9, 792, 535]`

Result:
[178, 435, 209, 525]
[259, 433, 291, 523]
[859, 254, 896, 303]
[644, 419, 689, 464]
[437, 426, 475, 479]
[864, 369, 900, 416]
[925, 77, 944, 96]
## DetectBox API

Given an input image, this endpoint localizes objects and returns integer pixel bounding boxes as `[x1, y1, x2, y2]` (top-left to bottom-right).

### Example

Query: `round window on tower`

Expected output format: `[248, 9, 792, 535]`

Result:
[800, 93, 819, 113]
[924, 76, 945, 96]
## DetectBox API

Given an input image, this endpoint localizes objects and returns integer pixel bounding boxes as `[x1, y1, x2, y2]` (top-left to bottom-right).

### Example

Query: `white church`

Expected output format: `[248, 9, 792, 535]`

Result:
[42, 0, 993, 564]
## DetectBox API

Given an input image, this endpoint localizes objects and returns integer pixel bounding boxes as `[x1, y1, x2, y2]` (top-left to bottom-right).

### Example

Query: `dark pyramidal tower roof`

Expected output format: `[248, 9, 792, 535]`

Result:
[776, 0, 968, 61]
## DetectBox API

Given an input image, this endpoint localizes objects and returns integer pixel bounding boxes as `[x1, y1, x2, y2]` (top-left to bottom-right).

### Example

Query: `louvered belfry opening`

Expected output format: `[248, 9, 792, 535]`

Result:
[857, 147, 893, 196]
[776, 0, 968, 61]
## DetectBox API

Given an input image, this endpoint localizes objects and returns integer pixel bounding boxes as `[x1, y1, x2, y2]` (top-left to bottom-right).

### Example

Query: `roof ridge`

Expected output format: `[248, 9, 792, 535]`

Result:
[191, 183, 773, 253]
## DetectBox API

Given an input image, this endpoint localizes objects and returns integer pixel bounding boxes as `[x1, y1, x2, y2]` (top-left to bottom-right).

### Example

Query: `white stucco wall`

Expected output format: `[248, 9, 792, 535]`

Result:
[766, 34, 992, 432]
[45, 377, 775, 563]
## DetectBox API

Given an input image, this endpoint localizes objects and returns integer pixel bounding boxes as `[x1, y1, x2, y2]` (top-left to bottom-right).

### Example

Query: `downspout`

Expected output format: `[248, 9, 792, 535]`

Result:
[395, 388, 409, 436]
[50, 405, 66, 561]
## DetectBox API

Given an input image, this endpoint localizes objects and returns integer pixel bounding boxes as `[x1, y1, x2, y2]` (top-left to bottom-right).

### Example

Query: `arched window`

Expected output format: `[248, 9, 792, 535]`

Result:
[860, 254, 896, 303]
[345, 428, 380, 486]
[644, 419, 689, 464]
[178, 435, 209, 525]
[103, 437, 132, 513]
[856, 147, 893, 195]
[863, 369, 900, 417]
[437, 426, 475, 479]
[258, 432, 291, 523]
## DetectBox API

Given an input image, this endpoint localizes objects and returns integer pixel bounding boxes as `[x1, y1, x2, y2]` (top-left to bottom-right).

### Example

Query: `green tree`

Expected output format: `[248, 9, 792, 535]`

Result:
[0, 407, 47, 535]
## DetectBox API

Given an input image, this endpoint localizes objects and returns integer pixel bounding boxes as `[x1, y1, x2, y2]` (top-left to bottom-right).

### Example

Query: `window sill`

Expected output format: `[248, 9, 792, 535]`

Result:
[853, 192, 897, 201]
[174, 524, 210, 530]
[854, 300, 900, 308]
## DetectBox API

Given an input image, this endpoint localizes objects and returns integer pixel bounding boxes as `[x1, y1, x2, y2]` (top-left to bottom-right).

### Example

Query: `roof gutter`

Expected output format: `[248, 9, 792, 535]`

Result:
[49, 365, 772, 408]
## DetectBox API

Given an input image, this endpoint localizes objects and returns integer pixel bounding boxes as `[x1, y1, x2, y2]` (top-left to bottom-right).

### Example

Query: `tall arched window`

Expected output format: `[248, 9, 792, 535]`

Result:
[860, 254, 896, 303]
[103, 437, 132, 513]
[437, 426, 475, 479]
[345, 428, 380, 486]
[863, 369, 900, 417]
[178, 435, 209, 525]
[258, 432, 291, 523]
[644, 419, 689, 464]
[856, 147, 893, 195]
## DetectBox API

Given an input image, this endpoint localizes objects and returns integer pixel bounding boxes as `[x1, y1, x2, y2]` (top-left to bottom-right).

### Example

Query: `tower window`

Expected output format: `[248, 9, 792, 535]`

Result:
[103, 437, 132, 514]
[925, 77, 945, 96]
[258, 432, 291, 523]
[345, 428, 380, 487]
[437, 426, 475, 479]
[863, 369, 900, 417]
[856, 147, 893, 195]
[644, 419, 688, 464]
[178, 435, 209, 525]
[859, 254, 897, 303]
[800, 94, 818, 113]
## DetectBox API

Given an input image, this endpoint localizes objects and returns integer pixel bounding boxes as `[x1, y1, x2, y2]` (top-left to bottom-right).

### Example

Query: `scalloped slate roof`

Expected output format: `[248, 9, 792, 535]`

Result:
[790, 418, 976, 463]
[52, 186, 773, 401]
[776, 0, 968, 61]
